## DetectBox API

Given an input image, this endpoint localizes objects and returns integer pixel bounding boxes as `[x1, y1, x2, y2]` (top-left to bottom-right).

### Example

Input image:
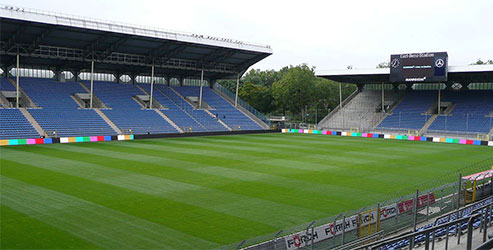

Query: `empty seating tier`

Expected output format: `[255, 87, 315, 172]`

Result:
[377, 91, 436, 131]
[20, 78, 115, 137]
[173, 86, 262, 130]
[83, 81, 178, 135]
[429, 90, 493, 134]
[138, 83, 208, 132]
[0, 108, 39, 139]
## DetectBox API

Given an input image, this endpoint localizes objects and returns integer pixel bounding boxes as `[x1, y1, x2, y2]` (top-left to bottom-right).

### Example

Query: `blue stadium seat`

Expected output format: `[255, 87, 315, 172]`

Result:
[138, 83, 226, 132]
[173, 86, 263, 130]
[0, 108, 39, 139]
[377, 91, 436, 130]
[429, 90, 493, 133]
[82, 81, 178, 135]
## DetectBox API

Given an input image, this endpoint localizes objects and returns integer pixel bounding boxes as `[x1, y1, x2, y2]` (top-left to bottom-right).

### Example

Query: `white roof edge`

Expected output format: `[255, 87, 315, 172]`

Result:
[448, 64, 493, 73]
[316, 64, 493, 76]
[316, 68, 389, 76]
[0, 4, 273, 54]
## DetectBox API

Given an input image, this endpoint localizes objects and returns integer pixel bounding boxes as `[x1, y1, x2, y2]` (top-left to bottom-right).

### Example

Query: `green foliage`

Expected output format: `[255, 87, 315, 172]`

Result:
[217, 64, 356, 122]
[272, 64, 317, 116]
[471, 59, 493, 65]
[376, 61, 390, 68]
[238, 82, 275, 113]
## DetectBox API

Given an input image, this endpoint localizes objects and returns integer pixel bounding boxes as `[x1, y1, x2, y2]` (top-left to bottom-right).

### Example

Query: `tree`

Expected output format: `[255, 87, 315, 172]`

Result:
[376, 61, 390, 68]
[471, 59, 493, 65]
[272, 64, 317, 118]
[243, 68, 285, 87]
[238, 82, 275, 113]
[216, 79, 238, 93]
[215, 64, 356, 122]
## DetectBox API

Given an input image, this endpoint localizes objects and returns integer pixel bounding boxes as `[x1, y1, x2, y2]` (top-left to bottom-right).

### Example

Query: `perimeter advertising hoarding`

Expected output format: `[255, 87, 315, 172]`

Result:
[284, 193, 436, 250]
[390, 52, 448, 83]
[284, 204, 398, 250]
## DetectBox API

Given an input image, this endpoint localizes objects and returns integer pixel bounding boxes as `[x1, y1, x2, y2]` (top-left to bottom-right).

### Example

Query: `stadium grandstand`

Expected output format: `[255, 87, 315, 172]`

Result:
[2, 4, 493, 250]
[0, 4, 272, 140]
[316, 62, 493, 141]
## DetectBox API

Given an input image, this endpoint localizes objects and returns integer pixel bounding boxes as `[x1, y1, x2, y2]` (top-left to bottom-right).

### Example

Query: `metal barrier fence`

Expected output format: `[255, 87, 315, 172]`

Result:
[221, 158, 493, 250]
[356, 199, 493, 250]
[213, 83, 271, 127]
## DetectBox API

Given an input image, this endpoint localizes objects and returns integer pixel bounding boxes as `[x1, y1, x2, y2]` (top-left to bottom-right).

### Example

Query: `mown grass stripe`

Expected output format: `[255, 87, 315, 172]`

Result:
[0, 176, 219, 249]
[1, 149, 328, 228]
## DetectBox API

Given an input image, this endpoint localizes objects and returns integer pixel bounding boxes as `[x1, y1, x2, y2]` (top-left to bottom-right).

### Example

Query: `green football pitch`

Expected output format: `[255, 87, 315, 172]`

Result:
[1, 133, 492, 249]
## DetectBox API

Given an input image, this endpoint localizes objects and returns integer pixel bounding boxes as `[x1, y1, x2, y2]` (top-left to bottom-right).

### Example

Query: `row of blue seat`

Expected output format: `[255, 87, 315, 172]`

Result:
[377, 90, 493, 133]
[0, 109, 39, 139]
[0, 78, 264, 139]
[81, 81, 178, 135]
[20, 78, 115, 137]
[173, 86, 263, 130]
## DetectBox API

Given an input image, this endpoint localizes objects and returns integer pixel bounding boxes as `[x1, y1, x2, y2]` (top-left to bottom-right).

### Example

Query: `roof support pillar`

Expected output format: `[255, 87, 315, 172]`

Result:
[16, 53, 20, 108]
[405, 83, 413, 91]
[73, 69, 80, 82]
[437, 83, 441, 115]
[392, 83, 399, 92]
[149, 64, 155, 109]
[445, 82, 453, 91]
[179, 77, 184, 86]
[235, 73, 240, 107]
[55, 68, 62, 82]
[461, 82, 470, 91]
[165, 76, 170, 86]
[1, 66, 7, 78]
[90, 60, 94, 109]
[339, 82, 342, 109]
[381, 82, 385, 113]
[199, 70, 204, 109]
[357, 83, 364, 92]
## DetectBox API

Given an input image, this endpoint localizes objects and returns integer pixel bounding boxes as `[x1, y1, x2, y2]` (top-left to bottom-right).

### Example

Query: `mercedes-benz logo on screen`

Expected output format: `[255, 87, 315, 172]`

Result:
[391, 58, 400, 68]
[435, 59, 445, 68]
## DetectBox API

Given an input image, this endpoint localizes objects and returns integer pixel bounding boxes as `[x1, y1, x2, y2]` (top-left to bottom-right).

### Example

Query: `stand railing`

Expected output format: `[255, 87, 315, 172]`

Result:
[213, 82, 271, 126]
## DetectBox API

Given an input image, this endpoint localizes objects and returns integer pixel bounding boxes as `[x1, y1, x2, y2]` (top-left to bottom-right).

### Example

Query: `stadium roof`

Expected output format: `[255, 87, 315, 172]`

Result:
[0, 5, 273, 79]
[316, 65, 493, 84]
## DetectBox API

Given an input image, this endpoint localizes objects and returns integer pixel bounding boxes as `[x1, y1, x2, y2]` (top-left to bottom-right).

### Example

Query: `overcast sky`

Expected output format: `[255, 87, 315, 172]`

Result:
[6, 0, 493, 71]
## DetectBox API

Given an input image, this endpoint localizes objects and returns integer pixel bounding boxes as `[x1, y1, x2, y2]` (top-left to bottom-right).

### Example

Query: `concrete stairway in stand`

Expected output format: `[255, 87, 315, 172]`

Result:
[419, 114, 438, 135]
[211, 87, 269, 129]
[19, 108, 45, 137]
[169, 86, 231, 131]
[135, 84, 183, 133]
[93, 109, 122, 135]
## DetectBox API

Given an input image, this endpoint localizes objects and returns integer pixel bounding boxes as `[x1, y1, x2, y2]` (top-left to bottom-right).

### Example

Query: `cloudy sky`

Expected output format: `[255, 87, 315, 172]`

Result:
[6, 0, 493, 71]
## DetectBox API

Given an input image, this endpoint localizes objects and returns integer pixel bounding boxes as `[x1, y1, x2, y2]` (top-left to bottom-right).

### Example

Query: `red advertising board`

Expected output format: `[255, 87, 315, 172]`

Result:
[398, 193, 435, 213]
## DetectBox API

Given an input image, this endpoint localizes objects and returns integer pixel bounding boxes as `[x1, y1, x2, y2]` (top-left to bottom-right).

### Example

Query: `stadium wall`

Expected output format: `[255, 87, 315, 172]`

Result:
[281, 129, 493, 146]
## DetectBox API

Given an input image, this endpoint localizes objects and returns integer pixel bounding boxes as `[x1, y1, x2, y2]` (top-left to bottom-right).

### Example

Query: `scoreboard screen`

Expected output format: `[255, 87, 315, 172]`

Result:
[390, 52, 448, 83]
